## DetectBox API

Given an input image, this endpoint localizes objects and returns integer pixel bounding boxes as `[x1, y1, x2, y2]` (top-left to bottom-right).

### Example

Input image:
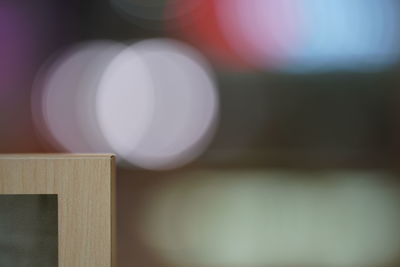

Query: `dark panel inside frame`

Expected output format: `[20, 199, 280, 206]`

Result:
[0, 194, 58, 267]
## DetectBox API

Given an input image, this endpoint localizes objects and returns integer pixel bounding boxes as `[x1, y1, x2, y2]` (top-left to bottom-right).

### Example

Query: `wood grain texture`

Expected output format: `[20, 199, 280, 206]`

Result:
[0, 154, 116, 267]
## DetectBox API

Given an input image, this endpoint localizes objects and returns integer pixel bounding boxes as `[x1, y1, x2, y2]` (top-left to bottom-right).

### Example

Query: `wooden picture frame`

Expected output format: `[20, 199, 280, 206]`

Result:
[0, 154, 116, 267]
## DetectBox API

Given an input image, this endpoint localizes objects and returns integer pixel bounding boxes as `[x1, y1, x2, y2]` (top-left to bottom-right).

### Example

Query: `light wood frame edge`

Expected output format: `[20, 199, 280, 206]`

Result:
[0, 154, 116, 267]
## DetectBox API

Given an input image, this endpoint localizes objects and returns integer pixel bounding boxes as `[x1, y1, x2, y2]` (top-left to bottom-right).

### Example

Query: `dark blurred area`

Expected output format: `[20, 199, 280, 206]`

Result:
[2, 0, 400, 266]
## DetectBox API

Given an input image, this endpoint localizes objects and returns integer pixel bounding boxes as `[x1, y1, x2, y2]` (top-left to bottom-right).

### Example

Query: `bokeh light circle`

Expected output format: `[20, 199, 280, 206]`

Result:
[34, 38, 219, 169]
[33, 41, 124, 152]
[167, 0, 400, 72]
[97, 39, 219, 169]
[96, 46, 156, 159]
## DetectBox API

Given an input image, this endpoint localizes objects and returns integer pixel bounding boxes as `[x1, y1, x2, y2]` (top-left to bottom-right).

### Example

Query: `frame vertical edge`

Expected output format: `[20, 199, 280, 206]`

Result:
[110, 155, 117, 267]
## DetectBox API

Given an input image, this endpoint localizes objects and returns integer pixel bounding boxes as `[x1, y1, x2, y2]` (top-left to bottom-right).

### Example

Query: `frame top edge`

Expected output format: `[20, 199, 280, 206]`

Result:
[0, 153, 115, 160]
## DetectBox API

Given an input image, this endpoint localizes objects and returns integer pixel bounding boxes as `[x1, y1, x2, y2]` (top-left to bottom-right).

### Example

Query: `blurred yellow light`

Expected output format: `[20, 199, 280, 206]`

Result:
[139, 170, 400, 267]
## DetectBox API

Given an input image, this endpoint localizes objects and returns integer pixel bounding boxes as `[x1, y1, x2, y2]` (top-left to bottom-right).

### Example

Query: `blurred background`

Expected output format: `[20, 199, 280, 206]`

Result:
[2, 0, 400, 266]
